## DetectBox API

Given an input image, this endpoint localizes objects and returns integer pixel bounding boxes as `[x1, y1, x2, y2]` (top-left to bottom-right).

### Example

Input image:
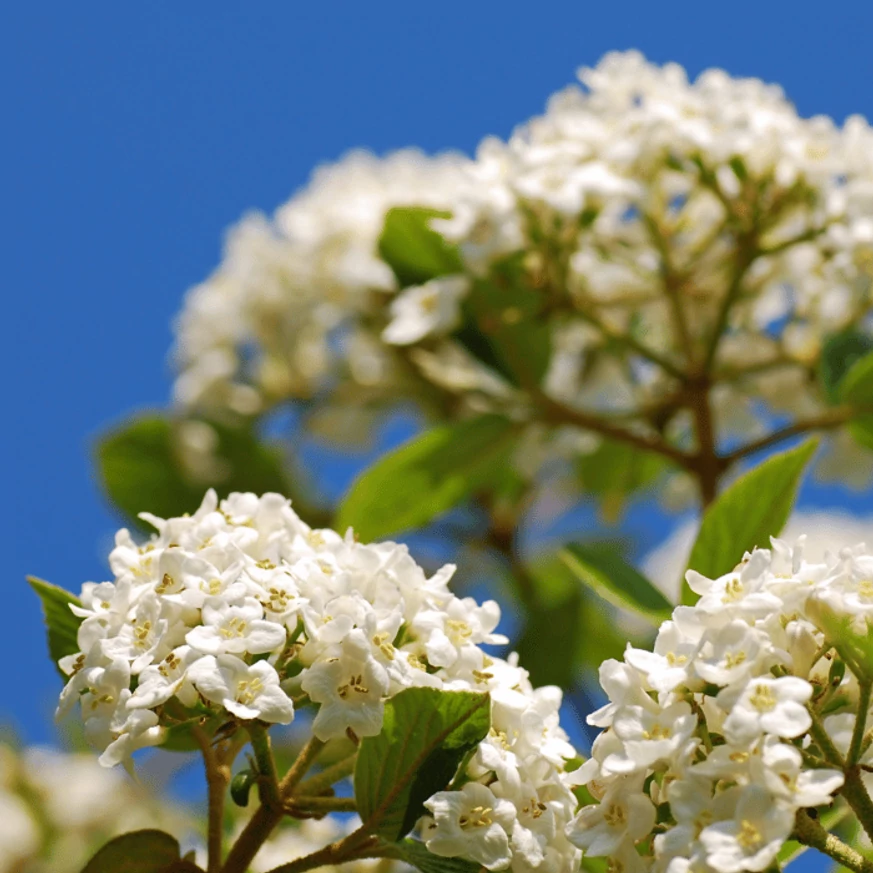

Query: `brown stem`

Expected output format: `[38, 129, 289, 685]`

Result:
[263, 830, 384, 873]
[193, 725, 230, 873]
[536, 393, 695, 470]
[221, 737, 325, 873]
[686, 376, 723, 508]
[792, 809, 873, 873]
[284, 796, 358, 815]
[721, 407, 857, 464]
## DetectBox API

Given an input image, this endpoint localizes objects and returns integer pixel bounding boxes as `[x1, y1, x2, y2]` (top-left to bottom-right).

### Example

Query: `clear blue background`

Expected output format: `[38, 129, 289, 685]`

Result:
[5, 1, 873, 744]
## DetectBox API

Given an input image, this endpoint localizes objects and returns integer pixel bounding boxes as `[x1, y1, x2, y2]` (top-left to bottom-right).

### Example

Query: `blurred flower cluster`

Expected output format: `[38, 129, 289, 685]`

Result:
[0, 742, 188, 872]
[571, 533, 873, 873]
[172, 50, 873, 490]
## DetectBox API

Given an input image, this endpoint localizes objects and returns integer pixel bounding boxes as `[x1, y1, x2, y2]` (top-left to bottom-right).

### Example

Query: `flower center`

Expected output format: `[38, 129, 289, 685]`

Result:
[219, 617, 248, 639]
[603, 803, 627, 828]
[749, 683, 777, 712]
[337, 674, 369, 699]
[236, 677, 264, 706]
[459, 805, 493, 829]
[737, 819, 762, 849]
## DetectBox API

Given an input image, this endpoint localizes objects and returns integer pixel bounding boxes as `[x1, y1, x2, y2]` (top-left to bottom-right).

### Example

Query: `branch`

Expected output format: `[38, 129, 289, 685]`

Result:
[721, 407, 856, 464]
[294, 753, 357, 798]
[263, 828, 383, 873]
[792, 809, 873, 873]
[535, 393, 695, 470]
[193, 725, 229, 873]
[222, 737, 326, 873]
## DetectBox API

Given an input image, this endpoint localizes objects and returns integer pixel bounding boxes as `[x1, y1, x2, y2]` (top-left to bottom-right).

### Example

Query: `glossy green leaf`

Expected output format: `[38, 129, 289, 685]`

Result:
[683, 439, 818, 604]
[28, 576, 82, 677]
[337, 415, 517, 541]
[96, 414, 298, 533]
[355, 688, 490, 841]
[561, 543, 672, 624]
[378, 207, 463, 288]
[391, 838, 484, 873]
[819, 330, 873, 403]
[81, 830, 181, 873]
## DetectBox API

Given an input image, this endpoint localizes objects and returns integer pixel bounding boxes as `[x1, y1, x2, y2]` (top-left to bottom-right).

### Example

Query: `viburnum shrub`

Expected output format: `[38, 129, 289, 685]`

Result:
[95, 52, 873, 694]
[40, 491, 581, 873]
[28, 48, 873, 873]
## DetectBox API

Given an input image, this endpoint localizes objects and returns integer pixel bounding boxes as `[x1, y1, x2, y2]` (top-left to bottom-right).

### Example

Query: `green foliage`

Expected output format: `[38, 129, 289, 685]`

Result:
[576, 440, 669, 522]
[516, 589, 584, 689]
[28, 576, 82, 677]
[459, 257, 551, 388]
[682, 439, 818, 604]
[560, 543, 672, 624]
[337, 415, 517, 541]
[96, 413, 294, 533]
[378, 207, 463, 287]
[391, 838, 484, 873]
[514, 553, 628, 685]
[355, 687, 490, 842]
[837, 348, 873, 451]
[80, 830, 193, 873]
[819, 329, 873, 403]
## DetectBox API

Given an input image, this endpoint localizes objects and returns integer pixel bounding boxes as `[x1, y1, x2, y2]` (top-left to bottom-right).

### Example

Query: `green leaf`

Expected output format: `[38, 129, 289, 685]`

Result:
[458, 257, 551, 388]
[378, 207, 463, 288]
[838, 349, 873, 452]
[819, 330, 873, 403]
[81, 830, 181, 873]
[838, 348, 873, 406]
[516, 591, 584, 689]
[337, 415, 517, 541]
[576, 441, 669, 522]
[391, 838, 484, 873]
[28, 576, 82, 677]
[560, 543, 672, 624]
[682, 439, 818, 605]
[96, 414, 294, 533]
[355, 687, 490, 842]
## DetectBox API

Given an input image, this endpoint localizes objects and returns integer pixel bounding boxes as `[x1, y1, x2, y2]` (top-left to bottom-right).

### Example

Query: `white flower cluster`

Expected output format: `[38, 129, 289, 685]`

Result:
[0, 743, 188, 873]
[172, 52, 873, 478]
[173, 150, 472, 417]
[567, 535, 873, 873]
[57, 490, 581, 872]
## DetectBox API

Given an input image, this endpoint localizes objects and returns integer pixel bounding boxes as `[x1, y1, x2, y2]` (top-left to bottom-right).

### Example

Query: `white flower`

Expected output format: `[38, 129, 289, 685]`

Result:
[699, 786, 794, 873]
[299, 631, 390, 741]
[566, 779, 656, 856]
[718, 676, 812, 744]
[185, 596, 286, 656]
[382, 276, 469, 345]
[755, 738, 844, 807]
[423, 781, 516, 870]
[606, 701, 697, 774]
[126, 645, 201, 710]
[188, 655, 294, 723]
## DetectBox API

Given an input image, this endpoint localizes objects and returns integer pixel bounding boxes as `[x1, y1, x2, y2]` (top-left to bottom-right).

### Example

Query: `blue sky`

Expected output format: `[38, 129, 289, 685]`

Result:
[4, 2, 873, 743]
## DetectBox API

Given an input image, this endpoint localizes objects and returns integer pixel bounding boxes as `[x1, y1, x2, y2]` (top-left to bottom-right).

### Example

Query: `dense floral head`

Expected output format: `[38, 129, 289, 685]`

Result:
[569, 534, 873, 873]
[171, 52, 873, 493]
[58, 490, 581, 872]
